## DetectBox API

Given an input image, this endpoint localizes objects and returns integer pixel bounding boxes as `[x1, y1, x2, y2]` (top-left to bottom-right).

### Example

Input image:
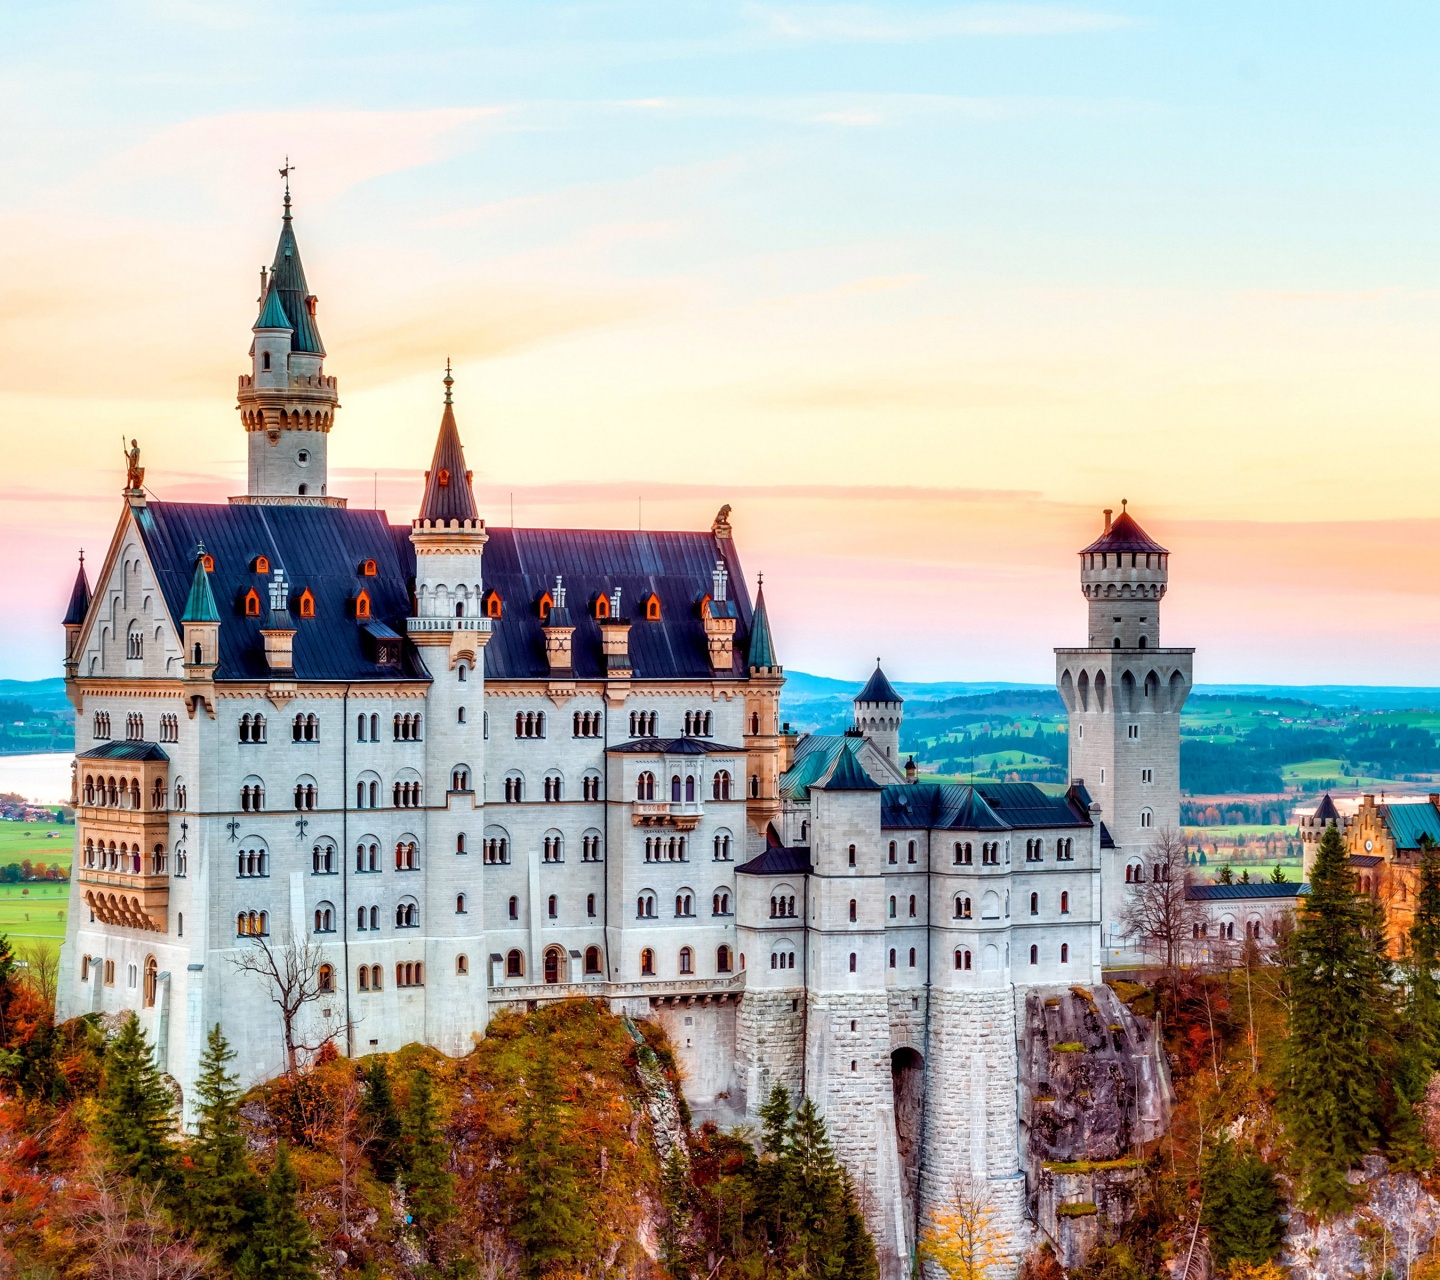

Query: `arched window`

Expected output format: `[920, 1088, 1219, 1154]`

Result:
[313, 902, 335, 933]
[544, 945, 565, 984]
[354, 590, 371, 620]
[508, 895, 518, 920]
[1060, 943, 1070, 964]
[585, 946, 603, 975]
[452, 767, 471, 791]
[485, 589, 503, 618]
[1030, 893, 1039, 916]
[1060, 891, 1070, 914]
[506, 950, 524, 978]
[640, 948, 656, 976]
[848, 844, 856, 867]
[456, 893, 467, 913]
[671, 774, 682, 802]
[395, 897, 418, 928]
[685, 775, 695, 802]
[312, 842, 335, 874]
[849, 952, 857, 973]
[888, 841, 897, 864]
[244, 589, 261, 617]
[889, 948, 896, 968]
[637, 771, 655, 802]
[644, 594, 661, 621]
[1140, 808, 1154, 828]
[457, 955, 469, 975]
[679, 947, 694, 975]
[298, 589, 315, 619]
[849, 899, 857, 922]
[712, 770, 732, 800]
[547, 894, 558, 919]
[318, 964, 335, 992]
[143, 956, 158, 1008]
[637, 892, 657, 918]
[889, 895, 897, 919]
[1029, 945, 1038, 965]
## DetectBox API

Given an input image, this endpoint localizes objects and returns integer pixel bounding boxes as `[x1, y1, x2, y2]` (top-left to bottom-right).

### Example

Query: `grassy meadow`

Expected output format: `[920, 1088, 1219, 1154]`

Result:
[0, 822, 71, 960]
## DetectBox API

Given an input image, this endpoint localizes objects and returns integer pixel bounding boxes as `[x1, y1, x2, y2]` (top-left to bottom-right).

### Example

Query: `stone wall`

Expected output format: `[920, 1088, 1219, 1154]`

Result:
[735, 987, 805, 1117]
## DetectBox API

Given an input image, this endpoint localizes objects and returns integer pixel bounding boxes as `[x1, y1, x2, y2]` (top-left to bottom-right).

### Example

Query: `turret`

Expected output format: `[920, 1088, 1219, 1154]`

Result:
[62, 551, 91, 680]
[1078, 499, 1168, 650]
[407, 365, 491, 671]
[181, 545, 220, 674]
[854, 660, 903, 764]
[234, 183, 342, 507]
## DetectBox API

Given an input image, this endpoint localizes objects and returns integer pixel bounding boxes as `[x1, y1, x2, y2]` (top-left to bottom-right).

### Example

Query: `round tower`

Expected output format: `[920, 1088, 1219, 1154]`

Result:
[1079, 499, 1168, 650]
[853, 660, 903, 764]
[234, 183, 342, 506]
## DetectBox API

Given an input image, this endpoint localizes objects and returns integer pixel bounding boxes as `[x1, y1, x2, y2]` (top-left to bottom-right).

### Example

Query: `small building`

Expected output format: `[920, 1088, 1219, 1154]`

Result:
[1185, 881, 1307, 962]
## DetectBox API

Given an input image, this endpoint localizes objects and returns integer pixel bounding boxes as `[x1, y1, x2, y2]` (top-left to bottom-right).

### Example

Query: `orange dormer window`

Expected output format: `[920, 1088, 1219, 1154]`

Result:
[253, 555, 270, 574]
[644, 593, 661, 621]
[354, 590, 371, 620]
[201, 554, 215, 572]
[437, 469, 451, 487]
[484, 589, 503, 619]
[360, 559, 377, 577]
[537, 591, 553, 622]
[243, 589, 261, 618]
[298, 589, 315, 619]
[593, 594, 610, 620]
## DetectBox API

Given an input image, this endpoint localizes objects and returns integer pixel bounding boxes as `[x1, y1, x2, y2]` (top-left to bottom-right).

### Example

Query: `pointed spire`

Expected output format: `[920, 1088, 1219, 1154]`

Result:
[822, 745, 880, 792]
[856, 660, 902, 705]
[63, 550, 91, 626]
[265, 179, 324, 355]
[418, 366, 478, 524]
[748, 576, 778, 670]
[181, 544, 220, 623]
[255, 273, 291, 331]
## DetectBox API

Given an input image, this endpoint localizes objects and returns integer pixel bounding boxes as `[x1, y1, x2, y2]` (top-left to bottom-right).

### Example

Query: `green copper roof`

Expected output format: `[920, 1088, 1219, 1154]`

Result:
[821, 746, 881, 792]
[255, 278, 291, 331]
[747, 583, 778, 668]
[181, 545, 220, 623]
[265, 210, 325, 355]
[1380, 802, 1440, 852]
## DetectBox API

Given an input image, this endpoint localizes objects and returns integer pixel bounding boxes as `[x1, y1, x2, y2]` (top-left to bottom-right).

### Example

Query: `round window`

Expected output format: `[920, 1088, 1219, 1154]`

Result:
[1365, 839, 1374, 852]
[297, 450, 310, 465]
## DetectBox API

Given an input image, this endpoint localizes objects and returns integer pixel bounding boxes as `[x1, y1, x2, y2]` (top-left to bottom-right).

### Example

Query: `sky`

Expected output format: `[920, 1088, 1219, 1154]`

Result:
[4, 1, 1440, 684]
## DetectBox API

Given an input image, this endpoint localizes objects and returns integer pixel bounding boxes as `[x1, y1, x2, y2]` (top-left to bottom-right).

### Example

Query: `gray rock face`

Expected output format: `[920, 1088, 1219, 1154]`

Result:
[1016, 985, 1173, 1268]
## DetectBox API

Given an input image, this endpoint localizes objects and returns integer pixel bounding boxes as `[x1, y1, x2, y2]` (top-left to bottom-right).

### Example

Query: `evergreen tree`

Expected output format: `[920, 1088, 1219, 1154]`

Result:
[837, 1167, 880, 1280]
[1201, 1137, 1284, 1267]
[96, 1012, 176, 1188]
[1270, 864, 1287, 884]
[1282, 820, 1392, 1214]
[1239, 869, 1251, 884]
[779, 1097, 856, 1279]
[1218, 864, 1234, 885]
[244, 1141, 318, 1280]
[359, 1057, 403, 1183]
[184, 1024, 264, 1264]
[754, 1083, 792, 1241]
[401, 1068, 455, 1239]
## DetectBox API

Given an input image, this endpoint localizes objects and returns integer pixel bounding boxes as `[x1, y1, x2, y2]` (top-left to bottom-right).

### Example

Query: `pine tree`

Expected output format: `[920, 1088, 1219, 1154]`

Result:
[244, 1141, 318, 1280]
[96, 1012, 176, 1188]
[1201, 1137, 1284, 1267]
[1218, 864, 1234, 885]
[754, 1083, 792, 1242]
[359, 1057, 403, 1183]
[837, 1167, 880, 1280]
[779, 1097, 851, 1278]
[401, 1068, 455, 1240]
[184, 1024, 264, 1264]
[1282, 820, 1392, 1214]
[1270, 864, 1287, 884]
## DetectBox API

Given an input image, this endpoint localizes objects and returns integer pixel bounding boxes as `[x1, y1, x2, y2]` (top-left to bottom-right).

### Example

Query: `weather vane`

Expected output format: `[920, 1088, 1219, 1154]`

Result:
[279, 156, 294, 216]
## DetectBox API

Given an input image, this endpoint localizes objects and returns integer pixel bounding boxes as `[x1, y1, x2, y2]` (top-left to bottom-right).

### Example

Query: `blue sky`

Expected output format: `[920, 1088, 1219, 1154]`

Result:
[4, 3, 1440, 682]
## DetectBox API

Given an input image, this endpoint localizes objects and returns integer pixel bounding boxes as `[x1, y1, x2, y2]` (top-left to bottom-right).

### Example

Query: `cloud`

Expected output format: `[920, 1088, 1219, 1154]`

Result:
[746, 3, 1132, 42]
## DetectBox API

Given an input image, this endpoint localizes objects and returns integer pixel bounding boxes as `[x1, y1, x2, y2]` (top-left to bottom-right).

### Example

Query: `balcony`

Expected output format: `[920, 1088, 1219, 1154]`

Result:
[632, 801, 703, 831]
[80, 870, 169, 932]
[406, 616, 494, 636]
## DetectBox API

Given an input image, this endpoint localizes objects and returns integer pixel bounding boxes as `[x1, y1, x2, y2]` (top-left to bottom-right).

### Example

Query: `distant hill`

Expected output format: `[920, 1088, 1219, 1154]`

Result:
[0, 679, 69, 716]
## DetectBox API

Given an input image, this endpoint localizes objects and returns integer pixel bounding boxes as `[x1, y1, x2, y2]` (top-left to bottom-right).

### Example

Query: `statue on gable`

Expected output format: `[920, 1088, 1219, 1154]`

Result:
[124, 439, 145, 493]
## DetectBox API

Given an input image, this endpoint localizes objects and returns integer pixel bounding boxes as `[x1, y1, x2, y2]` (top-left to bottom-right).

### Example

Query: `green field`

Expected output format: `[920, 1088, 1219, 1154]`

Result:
[0, 821, 73, 870]
[0, 882, 68, 959]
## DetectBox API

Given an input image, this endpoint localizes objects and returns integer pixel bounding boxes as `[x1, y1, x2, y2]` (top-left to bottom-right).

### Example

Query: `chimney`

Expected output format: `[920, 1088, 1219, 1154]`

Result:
[541, 575, 575, 677]
[599, 587, 633, 675]
[1103, 508, 1113, 534]
[259, 568, 296, 672]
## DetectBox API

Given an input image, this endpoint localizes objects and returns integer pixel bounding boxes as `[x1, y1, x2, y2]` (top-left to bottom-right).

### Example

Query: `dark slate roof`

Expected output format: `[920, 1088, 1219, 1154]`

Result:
[181, 545, 221, 623]
[136, 502, 756, 684]
[417, 395, 478, 524]
[1379, 802, 1440, 851]
[1187, 882, 1309, 901]
[1312, 793, 1340, 823]
[607, 737, 744, 755]
[1349, 854, 1383, 868]
[855, 662, 902, 705]
[736, 847, 813, 876]
[748, 584, 777, 669]
[1067, 780, 1094, 812]
[64, 556, 91, 626]
[137, 501, 424, 682]
[79, 741, 169, 762]
[1099, 822, 1116, 849]
[265, 206, 324, 355]
[880, 781, 1090, 832]
[822, 748, 881, 791]
[477, 527, 755, 681]
[1079, 508, 1167, 556]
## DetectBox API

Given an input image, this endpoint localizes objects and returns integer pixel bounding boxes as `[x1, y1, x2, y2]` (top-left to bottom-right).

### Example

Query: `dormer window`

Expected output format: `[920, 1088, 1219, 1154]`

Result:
[253, 555, 270, 574]
[484, 589, 502, 619]
[298, 589, 315, 619]
[643, 593, 661, 621]
[243, 589, 261, 618]
[201, 554, 214, 572]
[359, 559, 377, 577]
[437, 468, 451, 487]
[354, 590, 371, 620]
[537, 590, 553, 621]
[593, 593, 610, 620]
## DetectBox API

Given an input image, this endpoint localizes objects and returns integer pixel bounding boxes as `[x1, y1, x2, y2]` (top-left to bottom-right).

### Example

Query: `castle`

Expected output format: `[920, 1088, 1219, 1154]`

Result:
[56, 195, 1190, 1276]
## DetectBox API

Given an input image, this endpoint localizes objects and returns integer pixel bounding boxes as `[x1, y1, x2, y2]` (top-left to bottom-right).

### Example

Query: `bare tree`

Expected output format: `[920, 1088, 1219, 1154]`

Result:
[68, 1164, 212, 1280]
[231, 932, 332, 1073]
[1120, 828, 1207, 980]
[18, 942, 58, 1010]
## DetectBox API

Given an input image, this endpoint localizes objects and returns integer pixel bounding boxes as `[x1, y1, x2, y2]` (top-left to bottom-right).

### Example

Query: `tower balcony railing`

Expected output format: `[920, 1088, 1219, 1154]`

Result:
[406, 617, 494, 636]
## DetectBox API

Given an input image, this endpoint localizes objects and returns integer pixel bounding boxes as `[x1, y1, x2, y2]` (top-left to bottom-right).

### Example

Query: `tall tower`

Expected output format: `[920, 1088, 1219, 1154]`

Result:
[853, 661, 903, 765]
[1055, 503, 1193, 958]
[234, 183, 342, 507]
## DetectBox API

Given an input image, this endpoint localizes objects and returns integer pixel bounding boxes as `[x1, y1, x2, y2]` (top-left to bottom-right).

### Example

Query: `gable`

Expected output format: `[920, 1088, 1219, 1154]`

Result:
[75, 508, 185, 681]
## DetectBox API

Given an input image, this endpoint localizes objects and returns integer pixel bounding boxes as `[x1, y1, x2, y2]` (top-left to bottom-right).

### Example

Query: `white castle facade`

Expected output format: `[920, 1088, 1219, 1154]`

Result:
[56, 199, 1189, 1276]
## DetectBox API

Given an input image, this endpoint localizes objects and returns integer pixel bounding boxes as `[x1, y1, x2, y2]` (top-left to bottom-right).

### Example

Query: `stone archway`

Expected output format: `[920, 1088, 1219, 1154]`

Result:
[891, 1047, 924, 1226]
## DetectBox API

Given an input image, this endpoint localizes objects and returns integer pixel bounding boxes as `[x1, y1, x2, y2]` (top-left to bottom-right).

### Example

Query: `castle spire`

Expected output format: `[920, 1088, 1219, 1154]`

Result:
[181, 544, 220, 624]
[63, 550, 91, 627]
[747, 576, 779, 671]
[418, 365, 478, 524]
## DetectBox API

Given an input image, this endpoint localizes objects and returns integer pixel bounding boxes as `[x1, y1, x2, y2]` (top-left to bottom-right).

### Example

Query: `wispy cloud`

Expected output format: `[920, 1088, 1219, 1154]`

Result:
[746, 3, 1132, 42]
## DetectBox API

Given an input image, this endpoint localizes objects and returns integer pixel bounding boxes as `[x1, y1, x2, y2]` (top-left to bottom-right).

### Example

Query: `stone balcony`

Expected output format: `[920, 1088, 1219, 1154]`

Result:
[405, 616, 494, 636]
[633, 801, 703, 830]
[80, 867, 169, 932]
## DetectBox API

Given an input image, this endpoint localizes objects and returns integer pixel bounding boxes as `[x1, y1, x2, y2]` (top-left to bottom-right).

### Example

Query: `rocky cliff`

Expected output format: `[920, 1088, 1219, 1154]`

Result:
[1016, 984, 1173, 1268]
